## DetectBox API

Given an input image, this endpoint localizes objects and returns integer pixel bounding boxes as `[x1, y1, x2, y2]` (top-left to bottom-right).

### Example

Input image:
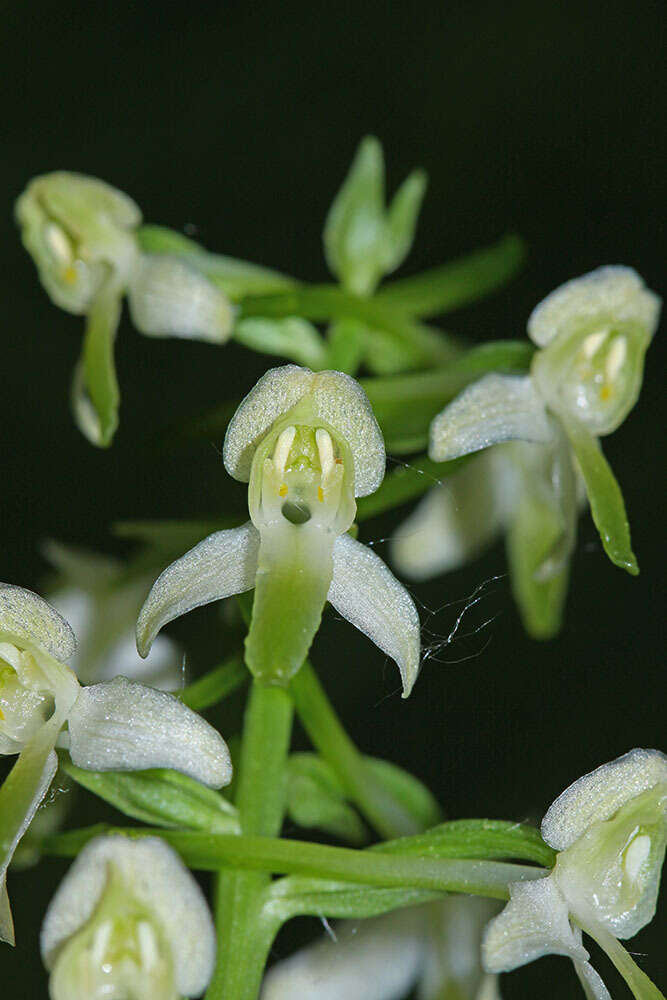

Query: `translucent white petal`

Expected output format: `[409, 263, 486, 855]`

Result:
[67, 676, 232, 788]
[527, 266, 661, 347]
[261, 909, 425, 1000]
[41, 835, 215, 997]
[482, 876, 587, 973]
[0, 584, 76, 662]
[419, 896, 501, 1000]
[223, 365, 385, 496]
[541, 748, 667, 851]
[391, 453, 506, 580]
[136, 522, 259, 657]
[128, 254, 234, 344]
[429, 375, 553, 463]
[574, 960, 612, 1000]
[329, 533, 420, 698]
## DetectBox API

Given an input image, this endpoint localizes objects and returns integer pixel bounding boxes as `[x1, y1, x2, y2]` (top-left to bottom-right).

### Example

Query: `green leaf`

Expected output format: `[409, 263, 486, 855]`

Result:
[136, 224, 296, 299]
[361, 340, 535, 453]
[376, 233, 526, 317]
[72, 282, 122, 447]
[60, 756, 240, 833]
[268, 878, 440, 921]
[233, 316, 327, 369]
[557, 411, 638, 574]
[176, 656, 247, 712]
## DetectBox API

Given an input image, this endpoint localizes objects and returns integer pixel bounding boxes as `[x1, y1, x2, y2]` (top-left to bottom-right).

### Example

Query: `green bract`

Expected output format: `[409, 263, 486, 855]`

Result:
[41, 835, 216, 1000]
[483, 749, 667, 1000]
[324, 136, 427, 296]
[137, 365, 421, 695]
[0, 583, 232, 945]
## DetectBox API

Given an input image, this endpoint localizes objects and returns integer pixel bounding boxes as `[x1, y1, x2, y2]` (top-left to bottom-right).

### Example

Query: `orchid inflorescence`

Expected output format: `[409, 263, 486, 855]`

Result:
[3, 137, 663, 1000]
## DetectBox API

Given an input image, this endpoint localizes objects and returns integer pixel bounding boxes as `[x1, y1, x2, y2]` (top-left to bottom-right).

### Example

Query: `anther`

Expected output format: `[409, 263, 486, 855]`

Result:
[272, 426, 296, 477]
[316, 428, 335, 479]
[605, 337, 627, 381]
[581, 330, 608, 359]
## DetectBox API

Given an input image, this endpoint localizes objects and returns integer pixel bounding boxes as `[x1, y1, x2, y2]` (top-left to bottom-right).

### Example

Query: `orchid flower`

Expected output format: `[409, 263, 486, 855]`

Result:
[391, 433, 582, 638]
[262, 896, 500, 1000]
[15, 172, 233, 445]
[482, 748, 667, 999]
[41, 834, 216, 1000]
[0, 583, 231, 944]
[136, 365, 421, 696]
[44, 541, 183, 690]
[427, 267, 660, 580]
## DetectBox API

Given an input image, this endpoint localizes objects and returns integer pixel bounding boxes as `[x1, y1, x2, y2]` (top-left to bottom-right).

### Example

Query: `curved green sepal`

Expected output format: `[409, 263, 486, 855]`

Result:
[233, 317, 327, 369]
[557, 411, 638, 574]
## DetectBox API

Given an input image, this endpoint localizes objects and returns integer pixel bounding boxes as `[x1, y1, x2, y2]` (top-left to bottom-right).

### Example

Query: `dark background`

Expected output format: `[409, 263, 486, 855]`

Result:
[1, 1, 664, 996]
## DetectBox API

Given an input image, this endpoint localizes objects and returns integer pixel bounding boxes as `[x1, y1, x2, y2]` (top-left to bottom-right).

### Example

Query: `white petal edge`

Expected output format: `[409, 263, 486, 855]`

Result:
[574, 960, 612, 1000]
[429, 374, 553, 463]
[391, 453, 506, 580]
[40, 834, 215, 997]
[482, 876, 587, 973]
[541, 748, 667, 852]
[329, 533, 420, 698]
[67, 676, 232, 788]
[260, 909, 425, 1000]
[0, 583, 76, 662]
[223, 365, 386, 496]
[527, 266, 662, 348]
[128, 254, 234, 344]
[136, 522, 260, 657]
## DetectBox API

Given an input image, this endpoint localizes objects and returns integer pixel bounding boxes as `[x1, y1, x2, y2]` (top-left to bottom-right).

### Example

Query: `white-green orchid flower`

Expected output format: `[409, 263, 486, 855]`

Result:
[482, 748, 667, 999]
[391, 433, 582, 639]
[262, 896, 500, 1000]
[16, 172, 233, 446]
[429, 267, 660, 578]
[44, 541, 183, 690]
[137, 365, 421, 696]
[41, 834, 216, 1000]
[0, 583, 231, 945]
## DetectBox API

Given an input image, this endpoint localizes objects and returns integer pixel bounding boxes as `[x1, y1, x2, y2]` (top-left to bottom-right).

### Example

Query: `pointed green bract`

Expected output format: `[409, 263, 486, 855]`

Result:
[234, 317, 327, 369]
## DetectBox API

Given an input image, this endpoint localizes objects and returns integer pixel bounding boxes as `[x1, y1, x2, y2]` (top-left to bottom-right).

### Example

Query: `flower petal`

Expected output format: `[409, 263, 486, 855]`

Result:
[261, 909, 425, 1000]
[136, 522, 259, 657]
[329, 533, 420, 698]
[482, 876, 587, 973]
[429, 374, 553, 463]
[128, 254, 234, 344]
[223, 365, 385, 496]
[41, 834, 215, 997]
[527, 266, 661, 348]
[391, 452, 505, 580]
[574, 959, 612, 1000]
[67, 676, 232, 788]
[0, 584, 76, 662]
[541, 748, 667, 852]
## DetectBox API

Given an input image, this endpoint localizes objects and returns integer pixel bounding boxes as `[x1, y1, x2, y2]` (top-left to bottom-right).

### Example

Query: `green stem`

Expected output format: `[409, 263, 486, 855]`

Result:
[238, 286, 453, 367]
[206, 682, 293, 1000]
[175, 656, 247, 711]
[45, 826, 545, 900]
[290, 662, 423, 838]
